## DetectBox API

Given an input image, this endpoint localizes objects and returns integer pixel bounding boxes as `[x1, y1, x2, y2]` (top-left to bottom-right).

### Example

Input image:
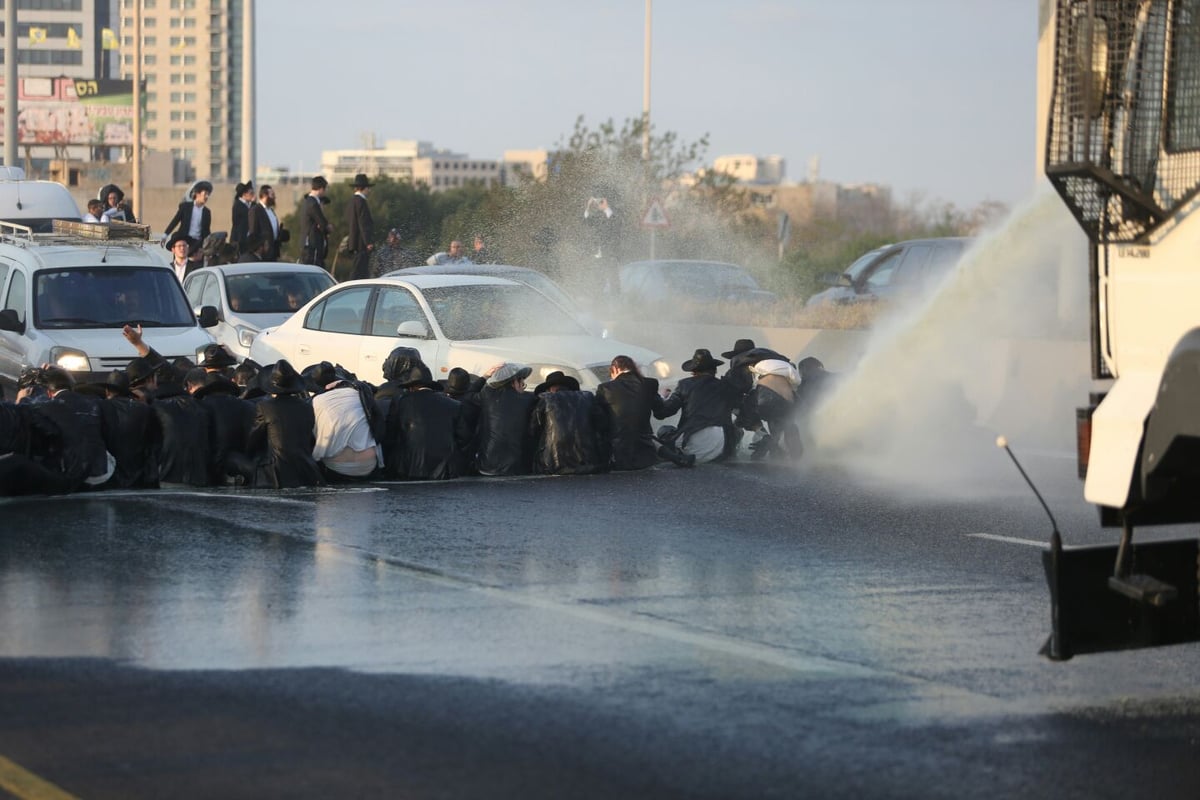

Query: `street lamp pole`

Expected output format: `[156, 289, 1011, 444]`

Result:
[643, 0, 654, 259]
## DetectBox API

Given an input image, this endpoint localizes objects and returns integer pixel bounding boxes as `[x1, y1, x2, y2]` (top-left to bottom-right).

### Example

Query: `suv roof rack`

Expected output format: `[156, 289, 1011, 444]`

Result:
[0, 219, 156, 248]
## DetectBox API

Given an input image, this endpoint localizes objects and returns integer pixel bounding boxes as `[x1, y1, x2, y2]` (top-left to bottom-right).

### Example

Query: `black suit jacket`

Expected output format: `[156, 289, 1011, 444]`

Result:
[300, 195, 330, 256]
[596, 371, 663, 471]
[230, 199, 251, 247]
[165, 201, 212, 244]
[346, 193, 374, 253]
[247, 203, 283, 261]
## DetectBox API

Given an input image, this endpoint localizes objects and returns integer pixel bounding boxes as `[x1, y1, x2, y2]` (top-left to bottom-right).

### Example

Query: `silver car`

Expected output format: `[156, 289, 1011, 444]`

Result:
[183, 262, 335, 361]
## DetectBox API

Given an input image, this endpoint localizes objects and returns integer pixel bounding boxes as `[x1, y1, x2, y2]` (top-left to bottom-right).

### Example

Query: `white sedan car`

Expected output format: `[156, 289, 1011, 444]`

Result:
[183, 262, 336, 361]
[249, 274, 672, 389]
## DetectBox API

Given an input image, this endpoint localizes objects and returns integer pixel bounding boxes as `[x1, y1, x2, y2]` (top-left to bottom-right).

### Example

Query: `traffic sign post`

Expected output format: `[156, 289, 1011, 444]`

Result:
[641, 197, 670, 260]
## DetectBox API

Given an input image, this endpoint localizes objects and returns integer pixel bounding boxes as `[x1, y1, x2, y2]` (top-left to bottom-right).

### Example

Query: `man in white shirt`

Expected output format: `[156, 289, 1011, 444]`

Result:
[166, 232, 193, 283]
[311, 374, 383, 480]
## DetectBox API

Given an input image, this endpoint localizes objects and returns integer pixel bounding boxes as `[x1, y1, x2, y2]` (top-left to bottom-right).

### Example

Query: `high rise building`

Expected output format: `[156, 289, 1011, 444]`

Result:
[1, 0, 119, 80]
[118, 0, 253, 183]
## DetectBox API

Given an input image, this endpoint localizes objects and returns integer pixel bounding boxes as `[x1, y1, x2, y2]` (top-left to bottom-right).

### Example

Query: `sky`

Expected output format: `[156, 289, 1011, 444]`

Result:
[258, 1, 1039, 211]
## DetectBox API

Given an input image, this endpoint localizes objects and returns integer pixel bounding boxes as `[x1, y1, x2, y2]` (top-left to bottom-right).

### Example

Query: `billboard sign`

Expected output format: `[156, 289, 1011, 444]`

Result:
[0, 78, 134, 146]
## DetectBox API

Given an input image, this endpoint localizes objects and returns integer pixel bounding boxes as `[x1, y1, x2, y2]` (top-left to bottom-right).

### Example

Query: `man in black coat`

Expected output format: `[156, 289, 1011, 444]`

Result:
[382, 361, 472, 480]
[231, 361, 324, 489]
[473, 363, 537, 477]
[596, 355, 692, 470]
[300, 176, 333, 269]
[230, 181, 255, 252]
[100, 369, 161, 489]
[140, 363, 212, 487]
[529, 371, 610, 475]
[345, 173, 375, 281]
[656, 349, 741, 464]
[247, 185, 286, 261]
[21, 366, 116, 490]
[190, 370, 255, 485]
[164, 180, 213, 250]
[0, 390, 75, 495]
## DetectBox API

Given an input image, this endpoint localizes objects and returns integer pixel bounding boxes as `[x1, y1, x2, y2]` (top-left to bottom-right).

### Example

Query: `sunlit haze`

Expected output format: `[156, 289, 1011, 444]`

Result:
[258, 1, 1036, 211]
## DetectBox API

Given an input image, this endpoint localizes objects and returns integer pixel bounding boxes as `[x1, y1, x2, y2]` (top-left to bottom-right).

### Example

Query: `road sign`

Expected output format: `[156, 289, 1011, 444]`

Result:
[641, 197, 670, 229]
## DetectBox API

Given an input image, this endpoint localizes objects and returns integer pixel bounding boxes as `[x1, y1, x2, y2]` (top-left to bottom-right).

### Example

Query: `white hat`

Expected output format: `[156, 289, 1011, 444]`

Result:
[487, 362, 532, 388]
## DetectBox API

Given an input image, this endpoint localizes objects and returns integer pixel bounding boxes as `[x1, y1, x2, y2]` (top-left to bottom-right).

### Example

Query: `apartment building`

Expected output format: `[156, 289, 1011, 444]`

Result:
[117, 0, 252, 183]
[320, 138, 501, 192]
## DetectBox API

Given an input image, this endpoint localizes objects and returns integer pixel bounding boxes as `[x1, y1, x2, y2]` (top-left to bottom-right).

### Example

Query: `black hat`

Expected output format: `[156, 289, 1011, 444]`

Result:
[350, 173, 374, 189]
[99, 183, 124, 202]
[125, 356, 158, 388]
[302, 361, 355, 393]
[681, 348, 723, 373]
[382, 346, 422, 382]
[200, 343, 238, 369]
[237, 181, 254, 196]
[721, 339, 756, 359]
[395, 362, 439, 389]
[443, 366, 473, 396]
[102, 369, 133, 397]
[189, 180, 214, 198]
[268, 360, 307, 395]
[193, 373, 241, 399]
[534, 370, 581, 395]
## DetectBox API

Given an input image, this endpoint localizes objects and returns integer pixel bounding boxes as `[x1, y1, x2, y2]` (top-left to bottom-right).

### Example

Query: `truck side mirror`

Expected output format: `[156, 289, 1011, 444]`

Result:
[0, 308, 24, 334]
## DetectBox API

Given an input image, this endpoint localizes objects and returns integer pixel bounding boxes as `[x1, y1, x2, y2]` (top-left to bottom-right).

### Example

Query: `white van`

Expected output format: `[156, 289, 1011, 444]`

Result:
[0, 167, 83, 232]
[0, 221, 218, 392]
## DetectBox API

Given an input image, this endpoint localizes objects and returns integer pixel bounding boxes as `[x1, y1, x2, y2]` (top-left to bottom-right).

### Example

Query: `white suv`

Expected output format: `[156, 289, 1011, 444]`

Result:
[0, 222, 218, 392]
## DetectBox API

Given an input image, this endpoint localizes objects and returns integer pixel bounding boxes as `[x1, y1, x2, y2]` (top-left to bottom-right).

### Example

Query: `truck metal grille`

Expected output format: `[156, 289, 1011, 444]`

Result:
[1046, 0, 1200, 243]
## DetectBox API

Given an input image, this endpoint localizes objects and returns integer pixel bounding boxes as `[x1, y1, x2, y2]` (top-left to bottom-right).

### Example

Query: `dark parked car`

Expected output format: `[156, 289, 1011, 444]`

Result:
[806, 237, 971, 308]
[618, 259, 777, 309]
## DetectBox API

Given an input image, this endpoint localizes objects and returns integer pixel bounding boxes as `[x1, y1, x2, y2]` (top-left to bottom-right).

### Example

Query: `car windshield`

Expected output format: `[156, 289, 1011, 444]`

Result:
[34, 267, 195, 328]
[226, 271, 334, 314]
[843, 248, 887, 282]
[422, 283, 587, 340]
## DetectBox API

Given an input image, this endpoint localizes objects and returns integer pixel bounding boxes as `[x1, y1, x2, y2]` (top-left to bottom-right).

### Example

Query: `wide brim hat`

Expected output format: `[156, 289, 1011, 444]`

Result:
[681, 348, 723, 373]
[534, 370, 581, 395]
[124, 356, 158, 388]
[350, 173, 374, 189]
[443, 367, 474, 395]
[102, 369, 133, 397]
[193, 373, 241, 399]
[486, 363, 532, 388]
[200, 343, 238, 369]
[395, 363, 440, 390]
[268, 360, 307, 395]
[98, 183, 124, 202]
[721, 338, 756, 359]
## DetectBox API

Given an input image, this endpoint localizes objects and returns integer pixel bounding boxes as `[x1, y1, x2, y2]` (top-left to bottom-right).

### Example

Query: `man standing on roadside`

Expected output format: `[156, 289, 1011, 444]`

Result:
[248, 184, 285, 261]
[346, 173, 375, 281]
[301, 175, 333, 269]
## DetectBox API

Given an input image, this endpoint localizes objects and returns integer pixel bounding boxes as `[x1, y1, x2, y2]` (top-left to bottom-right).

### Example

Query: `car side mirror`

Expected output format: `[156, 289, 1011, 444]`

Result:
[198, 305, 220, 328]
[0, 308, 24, 334]
[396, 320, 428, 338]
[838, 274, 853, 288]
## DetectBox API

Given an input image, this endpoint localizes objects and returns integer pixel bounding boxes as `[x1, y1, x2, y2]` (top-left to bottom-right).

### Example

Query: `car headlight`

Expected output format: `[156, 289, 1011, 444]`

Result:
[649, 359, 671, 380]
[528, 364, 582, 385]
[236, 325, 257, 349]
[49, 347, 90, 373]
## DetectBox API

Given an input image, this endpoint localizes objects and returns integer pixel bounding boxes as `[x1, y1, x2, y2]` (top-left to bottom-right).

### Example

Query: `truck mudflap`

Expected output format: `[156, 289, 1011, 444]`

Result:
[1041, 534, 1200, 660]
[1084, 371, 1158, 509]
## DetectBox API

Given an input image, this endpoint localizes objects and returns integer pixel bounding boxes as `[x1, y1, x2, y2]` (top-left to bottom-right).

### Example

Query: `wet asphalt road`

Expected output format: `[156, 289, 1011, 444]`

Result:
[1, 444, 1199, 799]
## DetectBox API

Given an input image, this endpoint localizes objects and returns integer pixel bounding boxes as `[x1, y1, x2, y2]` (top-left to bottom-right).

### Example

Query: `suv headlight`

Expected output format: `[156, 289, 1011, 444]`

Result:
[236, 325, 257, 349]
[49, 347, 90, 373]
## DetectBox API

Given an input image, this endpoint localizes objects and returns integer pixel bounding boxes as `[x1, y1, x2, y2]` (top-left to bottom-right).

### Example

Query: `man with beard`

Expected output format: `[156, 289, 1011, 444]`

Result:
[596, 355, 693, 470]
[248, 184, 286, 260]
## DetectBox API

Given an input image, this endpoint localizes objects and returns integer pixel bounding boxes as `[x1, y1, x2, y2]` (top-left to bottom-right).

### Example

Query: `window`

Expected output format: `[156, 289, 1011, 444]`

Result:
[370, 288, 427, 337]
[305, 287, 371, 334]
[3, 268, 25, 325]
[184, 130, 196, 140]
[1168, 0, 1200, 151]
[144, 54, 157, 64]
[183, 73, 196, 84]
